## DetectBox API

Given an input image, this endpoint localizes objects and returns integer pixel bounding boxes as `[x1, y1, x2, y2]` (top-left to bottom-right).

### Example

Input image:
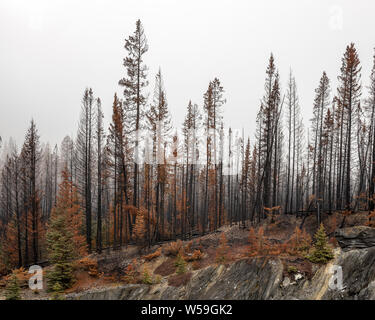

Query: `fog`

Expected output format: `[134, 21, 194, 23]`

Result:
[0, 0, 374, 148]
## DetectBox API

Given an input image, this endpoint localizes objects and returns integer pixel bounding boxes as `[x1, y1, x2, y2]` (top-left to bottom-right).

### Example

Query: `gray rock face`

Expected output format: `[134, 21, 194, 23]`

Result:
[186, 258, 283, 299]
[67, 258, 284, 300]
[335, 226, 375, 251]
[67, 284, 150, 300]
[67, 227, 375, 300]
[327, 247, 375, 299]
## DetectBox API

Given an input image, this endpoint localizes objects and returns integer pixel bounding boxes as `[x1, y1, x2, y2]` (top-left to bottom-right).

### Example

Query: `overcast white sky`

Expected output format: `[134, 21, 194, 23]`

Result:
[0, 0, 374, 148]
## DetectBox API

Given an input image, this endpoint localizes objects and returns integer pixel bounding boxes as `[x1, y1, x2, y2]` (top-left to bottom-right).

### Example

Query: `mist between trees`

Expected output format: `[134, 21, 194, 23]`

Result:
[128, 124, 244, 171]
[0, 19, 374, 272]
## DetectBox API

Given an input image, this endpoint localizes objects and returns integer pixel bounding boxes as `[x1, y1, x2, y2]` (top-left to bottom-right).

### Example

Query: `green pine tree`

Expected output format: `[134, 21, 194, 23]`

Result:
[46, 170, 85, 296]
[307, 223, 334, 264]
[46, 184, 77, 296]
[46, 211, 75, 293]
[5, 272, 21, 300]
[50, 282, 66, 300]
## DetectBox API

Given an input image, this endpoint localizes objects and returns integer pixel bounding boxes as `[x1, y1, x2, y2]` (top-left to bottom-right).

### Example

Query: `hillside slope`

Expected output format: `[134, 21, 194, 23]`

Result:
[67, 245, 375, 300]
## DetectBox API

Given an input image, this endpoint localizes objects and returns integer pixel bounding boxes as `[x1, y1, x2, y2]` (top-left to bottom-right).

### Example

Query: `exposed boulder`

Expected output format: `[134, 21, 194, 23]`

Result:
[335, 226, 375, 251]
[318, 247, 375, 300]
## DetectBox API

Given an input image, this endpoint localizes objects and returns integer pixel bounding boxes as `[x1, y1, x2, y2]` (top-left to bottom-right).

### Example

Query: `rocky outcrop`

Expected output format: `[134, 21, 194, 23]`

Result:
[67, 227, 375, 300]
[335, 226, 375, 251]
[327, 247, 375, 299]
[67, 258, 284, 300]
[67, 284, 150, 300]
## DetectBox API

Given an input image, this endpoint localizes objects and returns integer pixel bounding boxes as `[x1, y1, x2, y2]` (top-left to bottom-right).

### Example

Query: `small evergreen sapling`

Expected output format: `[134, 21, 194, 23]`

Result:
[5, 272, 21, 300]
[46, 170, 83, 294]
[142, 267, 153, 285]
[175, 251, 187, 274]
[216, 233, 230, 263]
[307, 223, 334, 264]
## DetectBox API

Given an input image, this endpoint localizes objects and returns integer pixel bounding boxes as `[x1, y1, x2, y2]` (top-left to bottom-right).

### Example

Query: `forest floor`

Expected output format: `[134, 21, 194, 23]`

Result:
[0, 210, 369, 300]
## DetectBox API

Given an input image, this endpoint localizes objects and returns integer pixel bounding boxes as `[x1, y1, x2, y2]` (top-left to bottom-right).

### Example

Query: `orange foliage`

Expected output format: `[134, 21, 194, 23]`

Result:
[367, 210, 375, 227]
[144, 247, 162, 261]
[247, 227, 279, 256]
[1, 219, 19, 270]
[1, 199, 46, 271]
[248, 227, 258, 256]
[13, 267, 30, 282]
[185, 249, 203, 262]
[163, 240, 183, 257]
[77, 257, 99, 277]
[287, 227, 312, 255]
[248, 227, 269, 256]
[3, 267, 31, 288]
[132, 208, 147, 245]
[247, 226, 312, 258]
[52, 169, 87, 259]
[122, 258, 139, 284]
[327, 214, 338, 234]
[215, 233, 230, 263]
[264, 206, 281, 223]
[185, 241, 193, 253]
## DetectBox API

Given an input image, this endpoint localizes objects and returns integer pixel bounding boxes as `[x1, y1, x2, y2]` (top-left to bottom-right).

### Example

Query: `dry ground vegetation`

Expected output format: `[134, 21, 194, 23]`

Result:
[0, 210, 369, 299]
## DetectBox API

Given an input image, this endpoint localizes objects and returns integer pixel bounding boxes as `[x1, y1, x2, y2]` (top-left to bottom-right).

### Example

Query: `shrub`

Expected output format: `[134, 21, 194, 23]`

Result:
[185, 241, 193, 253]
[248, 227, 258, 256]
[175, 252, 187, 275]
[215, 233, 230, 264]
[144, 247, 162, 261]
[154, 275, 162, 284]
[5, 272, 21, 300]
[307, 224, 334, 264]
[287, 227, 312, 255]
[164, 240, 183, 257]
[50, 282, 65, 300]
[248, 227, 271, 256]
[185, 249, 203, 262]
[77, 257, 99, 277]
[10, 268, 29, 288]
[287, 266, 298, 274]
[142, 267, 153, 285]
[256, 227, 267, 252]
[122, 259, 139, 284]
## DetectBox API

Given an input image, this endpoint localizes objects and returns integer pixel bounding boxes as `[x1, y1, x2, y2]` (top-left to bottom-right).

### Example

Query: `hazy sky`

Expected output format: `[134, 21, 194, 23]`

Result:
[1, 0, 375, 148]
